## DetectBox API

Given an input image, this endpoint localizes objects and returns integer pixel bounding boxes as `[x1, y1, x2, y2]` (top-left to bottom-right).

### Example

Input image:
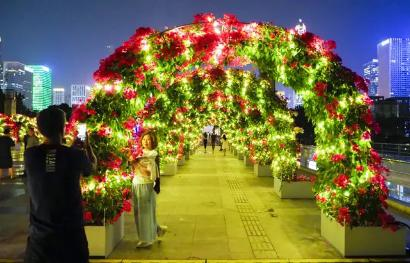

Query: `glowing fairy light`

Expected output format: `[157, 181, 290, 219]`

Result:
[213, 21, 221, 34]
[141, 38, 150, 51]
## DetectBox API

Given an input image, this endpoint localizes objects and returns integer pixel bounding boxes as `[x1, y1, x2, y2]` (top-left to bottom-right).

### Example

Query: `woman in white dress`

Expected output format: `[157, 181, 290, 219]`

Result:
[131, 130, 166, 248]
[221, 133, 228, 156]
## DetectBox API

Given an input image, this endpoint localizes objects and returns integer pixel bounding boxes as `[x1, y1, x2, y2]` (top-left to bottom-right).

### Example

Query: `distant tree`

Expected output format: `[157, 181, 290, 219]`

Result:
[294, 105, 315, 145]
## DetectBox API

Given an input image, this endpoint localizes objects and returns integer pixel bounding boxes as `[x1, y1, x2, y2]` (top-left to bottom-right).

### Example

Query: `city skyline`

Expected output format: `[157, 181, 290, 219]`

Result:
[1, 0, 409, 90]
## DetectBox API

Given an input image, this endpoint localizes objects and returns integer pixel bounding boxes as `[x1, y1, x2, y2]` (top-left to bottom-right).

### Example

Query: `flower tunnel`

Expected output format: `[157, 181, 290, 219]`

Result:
[71, 13, 394, 229]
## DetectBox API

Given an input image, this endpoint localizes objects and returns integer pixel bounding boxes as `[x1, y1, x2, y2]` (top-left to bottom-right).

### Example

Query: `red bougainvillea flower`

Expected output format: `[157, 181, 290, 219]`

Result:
[361, 131, 371, 140]
[83, 211, 93, 222]
[97, 125, 112, 137]
[313, 82, 327, 97]
[352, 143, 360, 153]
[123, 117, 137, 130]
[370, 148, 382, 164]
[361, 109, 373, 126]
[356, 165, 364, 172]
[354, 74, 369, 93]
[122, 200, 132, 212]
[316, 195, 327, 203]
[331, 154, 346, 163]
[337, 207, 351, 224]
[123, 88, 138, 100]
[378, 211, 398, 232]
[333, 174, 350, 188]
[312, 153, 318, 161]
[362, 93, 374, 105]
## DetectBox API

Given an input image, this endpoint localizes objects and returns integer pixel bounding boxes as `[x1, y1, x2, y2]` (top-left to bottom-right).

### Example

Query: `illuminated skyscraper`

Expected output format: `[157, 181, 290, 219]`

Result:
[377, 38, 410, 98]
[71, 84, 91, 106]
[363, 59, 379, 96]
[2, 62, 33, 109]
[53, 88, 65, 105]
[26, 65, 52, 111]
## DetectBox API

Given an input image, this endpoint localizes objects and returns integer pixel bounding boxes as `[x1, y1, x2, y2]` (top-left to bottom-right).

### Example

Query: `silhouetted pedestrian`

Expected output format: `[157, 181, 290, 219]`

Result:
[0, 127, 15, 179]
[24, 107, 96, 263]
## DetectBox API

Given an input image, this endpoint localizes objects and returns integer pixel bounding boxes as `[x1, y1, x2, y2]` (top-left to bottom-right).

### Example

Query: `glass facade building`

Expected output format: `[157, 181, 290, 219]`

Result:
[70, 84, 91, 106]
[363, 59, 379, 96]
[26, 65, 52, 111]
[377, 38, 410, 98]
[53, 87, 65, 105]
[2, 61, 33, 109]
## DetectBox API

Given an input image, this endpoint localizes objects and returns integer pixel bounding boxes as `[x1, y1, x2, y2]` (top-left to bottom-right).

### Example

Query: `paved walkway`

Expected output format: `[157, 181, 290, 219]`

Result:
[109, 149, 340, 260]
[1, 149, 410, 262]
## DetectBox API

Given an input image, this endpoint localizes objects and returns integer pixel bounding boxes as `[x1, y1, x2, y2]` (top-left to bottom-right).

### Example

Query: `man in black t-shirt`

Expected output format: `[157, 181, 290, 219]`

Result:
[24, 107, 96, 263]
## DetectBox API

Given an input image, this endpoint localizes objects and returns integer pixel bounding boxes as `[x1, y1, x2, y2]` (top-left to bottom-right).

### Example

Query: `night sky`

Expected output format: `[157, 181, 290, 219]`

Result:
[0, 0, 409, 90]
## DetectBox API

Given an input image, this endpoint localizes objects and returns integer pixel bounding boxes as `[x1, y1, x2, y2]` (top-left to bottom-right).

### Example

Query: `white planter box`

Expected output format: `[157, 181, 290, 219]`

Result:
[253, 163, 272, 177]
[273, 177, 314, 199]
[244, 156, 253, 167]
[177, 155, 186, 166]
[161, 161, 177, 176]
[85, 213, 125, 258]
[320, 212, 407, 257]
[237, 151, 244, 160]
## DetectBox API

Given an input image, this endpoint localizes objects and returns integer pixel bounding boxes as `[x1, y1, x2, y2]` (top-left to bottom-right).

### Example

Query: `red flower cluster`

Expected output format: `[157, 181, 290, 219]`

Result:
[123, 117, 137, 130]
[361, 109, 373, 126]
[313, 82, 327, 97]
[354, 74, 369, 93]
[333, 174, 350, 188]
[325, 98, 343, 120]
[331, 154, 346, 163]
[101, 154, 122, 170]
[97, 125, 112, 137]
[83, 211, 93, 222]
[337, 207, 351, 224]
[299, 32, 340, 62]
[71, 104, 96, 123]
[157, 32, 187, 61]
[123, 88, 137, 100]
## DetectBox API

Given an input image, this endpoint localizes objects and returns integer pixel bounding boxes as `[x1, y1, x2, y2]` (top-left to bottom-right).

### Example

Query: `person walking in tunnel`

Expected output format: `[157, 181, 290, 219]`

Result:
[221, 133, 228, 156]
[24, 106, 97, 263]
[202, 132, 208, 153]
[131, 130, 166, 248]
[211, 131, 217, 154]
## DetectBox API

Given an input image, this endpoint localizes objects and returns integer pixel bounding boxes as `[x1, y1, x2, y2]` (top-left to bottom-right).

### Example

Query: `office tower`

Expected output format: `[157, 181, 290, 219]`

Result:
[363, 59, 379, 96]
[71, 84, 91, 106]
[26, 65, 52, 111]
[53, 87, 65, 105]
[377, 38, 410, 98]
[2, 61, 34, 109]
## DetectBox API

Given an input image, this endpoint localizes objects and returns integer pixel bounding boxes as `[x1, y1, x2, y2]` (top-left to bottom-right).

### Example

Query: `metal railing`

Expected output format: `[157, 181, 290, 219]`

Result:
[372, 143, 410, 162]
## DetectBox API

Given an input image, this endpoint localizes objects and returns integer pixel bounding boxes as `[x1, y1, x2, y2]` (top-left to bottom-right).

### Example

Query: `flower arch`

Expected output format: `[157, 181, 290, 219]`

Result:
[73, 13, 394, 229]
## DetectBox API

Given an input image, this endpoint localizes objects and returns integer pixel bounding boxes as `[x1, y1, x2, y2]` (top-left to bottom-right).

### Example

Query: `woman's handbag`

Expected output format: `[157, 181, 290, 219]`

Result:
[154, 155, 161, 194]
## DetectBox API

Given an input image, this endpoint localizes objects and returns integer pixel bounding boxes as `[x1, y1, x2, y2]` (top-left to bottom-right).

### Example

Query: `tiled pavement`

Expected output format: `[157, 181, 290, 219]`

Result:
[1, 149, 410, 262]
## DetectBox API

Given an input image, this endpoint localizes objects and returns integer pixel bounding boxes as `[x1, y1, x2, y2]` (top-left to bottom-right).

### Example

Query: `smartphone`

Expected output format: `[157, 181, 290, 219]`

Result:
[77, 123, 86, 141]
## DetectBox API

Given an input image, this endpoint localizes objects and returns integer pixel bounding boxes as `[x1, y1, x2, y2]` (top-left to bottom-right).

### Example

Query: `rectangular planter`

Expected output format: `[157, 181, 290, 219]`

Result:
[273, 177, 314, 199]
[253, 163, 272, 177]
[161, 161, 178, 176]
[237, 151, 244, 160]
[85, 213, 125, 258]
[177, 155, 186, 166]
[320, 212, 407, 257]
[244, 156, 253, 167]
